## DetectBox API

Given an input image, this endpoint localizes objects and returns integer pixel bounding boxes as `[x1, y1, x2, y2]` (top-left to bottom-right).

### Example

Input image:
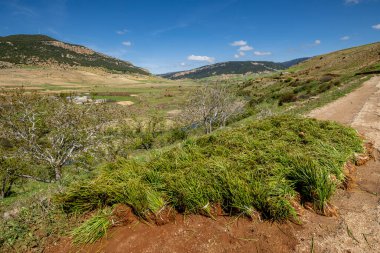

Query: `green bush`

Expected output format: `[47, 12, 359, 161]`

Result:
[278, 92, 298, 106]
[56, 116, 362, 222]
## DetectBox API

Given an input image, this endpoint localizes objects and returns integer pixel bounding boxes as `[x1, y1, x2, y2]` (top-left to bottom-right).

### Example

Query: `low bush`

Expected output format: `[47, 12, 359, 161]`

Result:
[56, 116, 362, 223]
[278, 92, 298, 105]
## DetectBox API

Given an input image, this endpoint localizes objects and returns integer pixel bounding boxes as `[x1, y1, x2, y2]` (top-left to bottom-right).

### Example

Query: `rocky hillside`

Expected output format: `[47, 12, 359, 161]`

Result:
[0, 34, 149, 75]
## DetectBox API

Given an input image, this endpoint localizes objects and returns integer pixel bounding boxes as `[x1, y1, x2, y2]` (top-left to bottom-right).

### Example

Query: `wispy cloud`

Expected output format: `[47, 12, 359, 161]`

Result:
[314, 39, 321, 45]
[345, 0, 361, 4]
[122, 41, 132, 46]
[187, 55, 215, 63]
[254, 51, 272, 56]
[47, 28, 60, 36]
[3, 0, 38, 17]
[116, 29, 129, 35]
[372, 24, 380, 30]
[230, 40, 247, 46]
[151, 23, 188, 36]
[239, 45, 253, 51]
[234, 51, 246, 59]
[340, 35, 350, 40]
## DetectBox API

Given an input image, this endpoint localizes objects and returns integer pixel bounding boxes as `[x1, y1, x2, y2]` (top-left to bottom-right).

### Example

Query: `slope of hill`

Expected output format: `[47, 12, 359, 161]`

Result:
[160, 58, 310, 80]
[280, 57, 310, 68]
[288, 42, 380, 76]
[240, 41, 380, 113]
[160, 61, 286, 79]
[0, 34, 149, 75]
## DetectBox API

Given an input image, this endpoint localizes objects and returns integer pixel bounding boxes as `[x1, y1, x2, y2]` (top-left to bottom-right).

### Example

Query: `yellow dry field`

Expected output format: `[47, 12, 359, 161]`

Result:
[0, 66, 199, 114]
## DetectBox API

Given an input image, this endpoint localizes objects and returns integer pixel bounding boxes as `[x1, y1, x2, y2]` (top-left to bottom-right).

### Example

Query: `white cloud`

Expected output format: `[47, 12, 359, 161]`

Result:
[254, 51, 272, 56]
[314, 39, 321, 45]
[180, 62, 186, 66]
[341, 36, 350, 40]
[345, 0, 360, 4]
[187, 55, 215, 63]
[122, 41, 132, 46]
[372, 24, 380, 30]
[116, 29, 129, 35]
[239, 45, 253, 51]
[234, 51, 246, 59]
[231, 40, 247, 46]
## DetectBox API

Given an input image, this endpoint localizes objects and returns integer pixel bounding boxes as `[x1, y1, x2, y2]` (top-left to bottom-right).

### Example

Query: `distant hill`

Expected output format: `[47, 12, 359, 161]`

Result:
[240, 42, 380, 108]
[288, 42, 380, 76]
[160, 59, 309, 80]
[0, 34, 149, 75]
[280, 57, 310, 68]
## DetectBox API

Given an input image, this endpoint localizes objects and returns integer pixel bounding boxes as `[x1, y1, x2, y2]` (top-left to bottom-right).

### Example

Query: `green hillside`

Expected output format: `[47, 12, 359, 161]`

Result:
[160, 58, 311, 80]
[161, 61, 287, 79]
[239, 42, 380, 111]
[0, 34, 149, 75]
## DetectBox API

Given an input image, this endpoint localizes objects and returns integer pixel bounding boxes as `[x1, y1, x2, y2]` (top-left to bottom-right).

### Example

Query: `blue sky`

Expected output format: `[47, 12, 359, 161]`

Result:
[0, 0, 379, 74]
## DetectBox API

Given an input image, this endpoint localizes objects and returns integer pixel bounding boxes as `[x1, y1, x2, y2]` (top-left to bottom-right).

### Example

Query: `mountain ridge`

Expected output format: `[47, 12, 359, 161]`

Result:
[0, 34, 150, 75]
[160, 58, 309, 79]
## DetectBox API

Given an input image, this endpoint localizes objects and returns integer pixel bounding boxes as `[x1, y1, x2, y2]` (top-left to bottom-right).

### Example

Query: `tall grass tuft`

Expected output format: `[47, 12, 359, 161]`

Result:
[71, 207, 113, 244]
[57, 116, 363, 224]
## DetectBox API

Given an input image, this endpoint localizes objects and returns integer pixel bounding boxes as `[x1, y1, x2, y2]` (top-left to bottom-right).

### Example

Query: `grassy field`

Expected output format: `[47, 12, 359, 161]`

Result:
[0, 66, 199, 114]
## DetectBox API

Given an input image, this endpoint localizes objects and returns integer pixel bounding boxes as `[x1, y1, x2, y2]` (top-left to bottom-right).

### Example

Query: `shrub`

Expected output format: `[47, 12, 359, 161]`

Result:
[57, 116, 362, 223]
[320, 75, 334, 83]
[278, 92, 298, 106]
[318, 83, 333, 93]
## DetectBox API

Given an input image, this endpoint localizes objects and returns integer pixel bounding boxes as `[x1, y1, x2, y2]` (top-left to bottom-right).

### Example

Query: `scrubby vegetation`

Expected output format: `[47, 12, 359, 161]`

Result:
[1, 41, 377, 251]
[57, 116, 362, 222]
[0, 34, 149, 75]
[161, 61, 287, 80]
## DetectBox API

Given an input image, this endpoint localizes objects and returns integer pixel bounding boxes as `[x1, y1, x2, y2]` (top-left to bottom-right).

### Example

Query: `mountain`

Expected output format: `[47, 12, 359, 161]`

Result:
[160, 59, 309, 80]
[280, 57, 310, 68]
[0, 34, 149, 75]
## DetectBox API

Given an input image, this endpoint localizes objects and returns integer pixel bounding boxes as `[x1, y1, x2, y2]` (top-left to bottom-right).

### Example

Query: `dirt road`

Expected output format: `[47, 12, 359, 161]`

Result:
[301, 76, 380, 252]
[309, 76, 380, 149]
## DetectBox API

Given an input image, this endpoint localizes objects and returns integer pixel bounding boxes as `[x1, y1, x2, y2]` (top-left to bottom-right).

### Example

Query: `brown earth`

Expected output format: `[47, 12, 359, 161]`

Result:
[48, 76, 380, 253]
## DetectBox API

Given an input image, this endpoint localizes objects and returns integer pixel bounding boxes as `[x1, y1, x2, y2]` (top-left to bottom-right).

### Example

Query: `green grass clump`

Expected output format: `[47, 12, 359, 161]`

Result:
[57, 116, 362, 222]
[71, 207, 112, 244]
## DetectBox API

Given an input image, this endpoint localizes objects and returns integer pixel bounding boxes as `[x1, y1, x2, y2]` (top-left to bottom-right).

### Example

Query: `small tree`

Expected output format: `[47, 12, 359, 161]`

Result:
[181, 84, 245, 133]
[0, 90, 114, 182]
[0, 147, 26, 199]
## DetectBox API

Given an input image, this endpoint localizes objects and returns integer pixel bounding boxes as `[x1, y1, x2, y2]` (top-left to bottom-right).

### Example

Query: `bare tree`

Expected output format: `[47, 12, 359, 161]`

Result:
[0, 90, 114, 182]
[181, 84, 245, 133]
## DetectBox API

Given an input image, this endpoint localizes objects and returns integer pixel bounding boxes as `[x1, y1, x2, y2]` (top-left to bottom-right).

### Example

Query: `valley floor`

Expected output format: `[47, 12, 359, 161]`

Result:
[48, 76, 380, 253]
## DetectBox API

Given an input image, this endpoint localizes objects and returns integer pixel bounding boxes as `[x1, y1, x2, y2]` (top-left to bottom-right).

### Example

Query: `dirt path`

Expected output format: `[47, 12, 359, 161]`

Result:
[309, 76, 380, 149]
[50, 77, 380, 253]
[300, 76, 380, 252]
